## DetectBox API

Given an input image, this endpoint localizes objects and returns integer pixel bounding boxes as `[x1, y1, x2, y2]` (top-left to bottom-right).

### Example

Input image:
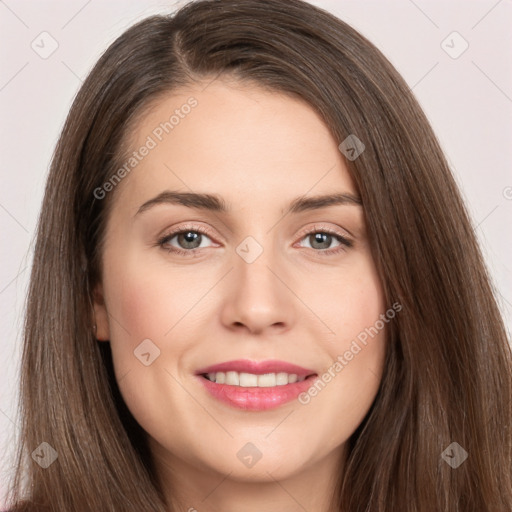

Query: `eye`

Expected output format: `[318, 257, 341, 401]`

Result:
[157, 225, 216, 256]
[156, 224, 353, 257]
[296, 226, 353, 255]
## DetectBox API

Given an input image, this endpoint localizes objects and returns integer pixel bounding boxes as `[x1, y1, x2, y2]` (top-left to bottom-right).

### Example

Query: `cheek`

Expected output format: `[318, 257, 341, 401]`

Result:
[302, 253, 387, 423]
[101, 251, 214, 401]
[99, 253, 177, 392]
[100, 256, 197, 434]
[337, 275, 384, 346]
[336, 260, 387, 378]
[305, 252, 385, 346]
[103, 252, 198, 343]
[106, 273, 164, 347]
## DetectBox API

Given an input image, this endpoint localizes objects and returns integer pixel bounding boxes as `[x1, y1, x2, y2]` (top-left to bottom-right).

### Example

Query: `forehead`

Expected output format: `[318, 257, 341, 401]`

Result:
[112, 79, 357, 214]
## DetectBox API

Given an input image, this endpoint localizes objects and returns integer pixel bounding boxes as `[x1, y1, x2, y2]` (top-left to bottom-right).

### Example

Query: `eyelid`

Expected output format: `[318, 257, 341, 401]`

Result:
[295, 223, 353, 244]
[157, 223, 219, 246]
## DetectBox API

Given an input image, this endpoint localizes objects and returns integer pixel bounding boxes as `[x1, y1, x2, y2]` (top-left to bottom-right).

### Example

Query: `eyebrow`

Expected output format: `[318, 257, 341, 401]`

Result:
[136, 190, 362, 216]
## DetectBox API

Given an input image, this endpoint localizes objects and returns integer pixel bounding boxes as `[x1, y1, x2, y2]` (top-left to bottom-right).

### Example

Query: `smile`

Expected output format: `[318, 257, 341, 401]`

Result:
[195, 359, 318, 411]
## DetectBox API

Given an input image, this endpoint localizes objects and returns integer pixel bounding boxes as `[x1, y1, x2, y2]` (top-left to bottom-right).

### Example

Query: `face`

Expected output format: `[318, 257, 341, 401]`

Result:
[93, 78, 387, 492]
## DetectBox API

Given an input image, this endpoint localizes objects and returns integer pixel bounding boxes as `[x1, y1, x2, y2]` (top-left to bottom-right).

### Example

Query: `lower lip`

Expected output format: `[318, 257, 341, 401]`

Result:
[197, 374, 318, 411]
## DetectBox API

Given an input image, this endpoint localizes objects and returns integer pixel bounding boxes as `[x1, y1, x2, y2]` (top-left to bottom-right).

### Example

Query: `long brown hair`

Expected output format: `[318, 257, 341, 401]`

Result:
[5, 0, 511, 510]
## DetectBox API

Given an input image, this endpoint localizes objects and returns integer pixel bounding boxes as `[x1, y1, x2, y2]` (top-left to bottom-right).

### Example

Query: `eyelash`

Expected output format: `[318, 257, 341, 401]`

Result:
[156, 224, 353, 257]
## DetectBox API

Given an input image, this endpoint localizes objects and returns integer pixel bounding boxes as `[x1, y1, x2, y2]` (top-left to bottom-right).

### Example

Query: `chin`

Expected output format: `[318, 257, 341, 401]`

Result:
[196, 442, 315, 482]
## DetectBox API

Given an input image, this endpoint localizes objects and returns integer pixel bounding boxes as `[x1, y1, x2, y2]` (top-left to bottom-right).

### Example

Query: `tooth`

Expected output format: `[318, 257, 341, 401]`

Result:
[239, 372, 258, 387]
[225, 371, 239, 385]
[206, 370, 305, 386]
[276, 372, 289, 386]
[258, 373, 276, 387]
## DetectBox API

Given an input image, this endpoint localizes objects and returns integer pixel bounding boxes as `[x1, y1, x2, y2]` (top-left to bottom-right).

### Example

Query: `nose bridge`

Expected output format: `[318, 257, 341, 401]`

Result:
[236, 236, 275, 286]
[235, 233, 281, 299]
[220, 232, 295, 334]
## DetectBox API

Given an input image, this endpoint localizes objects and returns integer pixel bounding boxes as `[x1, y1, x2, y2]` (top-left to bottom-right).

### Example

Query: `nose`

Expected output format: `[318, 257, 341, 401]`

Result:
[219, 242, 296, 336]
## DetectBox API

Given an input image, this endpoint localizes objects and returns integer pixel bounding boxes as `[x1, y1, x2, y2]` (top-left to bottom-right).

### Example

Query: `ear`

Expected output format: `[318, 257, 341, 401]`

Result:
[92, 283, 110, 342]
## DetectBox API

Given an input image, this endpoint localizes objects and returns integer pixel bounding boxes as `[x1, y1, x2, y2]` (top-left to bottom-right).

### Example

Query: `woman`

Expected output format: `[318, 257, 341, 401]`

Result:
[5, 0, 511, 510]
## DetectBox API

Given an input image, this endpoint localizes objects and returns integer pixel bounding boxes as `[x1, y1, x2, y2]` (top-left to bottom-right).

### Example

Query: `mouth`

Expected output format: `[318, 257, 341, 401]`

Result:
[195, 359, 318, 411]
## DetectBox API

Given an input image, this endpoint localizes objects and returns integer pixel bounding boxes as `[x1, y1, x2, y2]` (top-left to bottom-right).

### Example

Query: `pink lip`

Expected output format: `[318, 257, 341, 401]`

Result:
[195, 359, 318, 411]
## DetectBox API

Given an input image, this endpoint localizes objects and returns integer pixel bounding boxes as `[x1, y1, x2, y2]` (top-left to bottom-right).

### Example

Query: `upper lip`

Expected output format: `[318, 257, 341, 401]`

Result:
[196, 359, 317, 377]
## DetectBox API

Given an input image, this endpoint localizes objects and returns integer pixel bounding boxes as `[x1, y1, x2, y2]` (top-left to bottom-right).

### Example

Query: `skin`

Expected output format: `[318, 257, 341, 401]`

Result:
[93, 78, 387, 512]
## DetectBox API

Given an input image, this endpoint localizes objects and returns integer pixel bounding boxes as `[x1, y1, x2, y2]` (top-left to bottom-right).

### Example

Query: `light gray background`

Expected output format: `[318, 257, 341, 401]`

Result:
[1, 0, 511, 503]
